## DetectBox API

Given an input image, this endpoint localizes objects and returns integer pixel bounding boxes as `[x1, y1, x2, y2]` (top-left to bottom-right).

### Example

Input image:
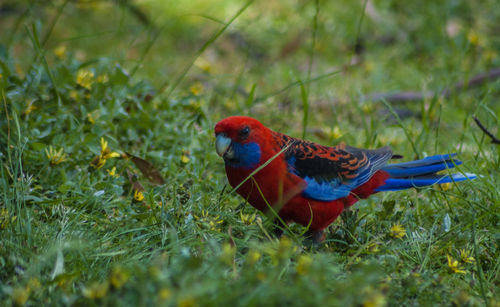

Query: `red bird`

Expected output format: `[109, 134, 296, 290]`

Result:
[215, 116, 475, 242]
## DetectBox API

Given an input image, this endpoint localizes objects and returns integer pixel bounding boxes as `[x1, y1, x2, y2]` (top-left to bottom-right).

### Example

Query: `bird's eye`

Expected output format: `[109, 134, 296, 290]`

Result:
[239, 126, 250, 139]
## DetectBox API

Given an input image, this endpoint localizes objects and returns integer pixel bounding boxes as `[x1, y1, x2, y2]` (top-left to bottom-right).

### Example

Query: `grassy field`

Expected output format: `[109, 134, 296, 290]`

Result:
[0, 0, 499, 305]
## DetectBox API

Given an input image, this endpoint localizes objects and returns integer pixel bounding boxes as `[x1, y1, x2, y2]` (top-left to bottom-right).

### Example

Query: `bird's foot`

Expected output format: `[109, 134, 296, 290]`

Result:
[304, 229, 326, 245]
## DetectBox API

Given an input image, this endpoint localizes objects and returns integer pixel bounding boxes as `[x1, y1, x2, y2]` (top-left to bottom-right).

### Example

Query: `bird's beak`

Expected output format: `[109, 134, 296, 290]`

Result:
[216, 134, 235, 160]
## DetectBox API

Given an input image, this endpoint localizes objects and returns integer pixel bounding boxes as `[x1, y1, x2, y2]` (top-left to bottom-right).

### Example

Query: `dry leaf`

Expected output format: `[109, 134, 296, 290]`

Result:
[126, 152, 165, 185]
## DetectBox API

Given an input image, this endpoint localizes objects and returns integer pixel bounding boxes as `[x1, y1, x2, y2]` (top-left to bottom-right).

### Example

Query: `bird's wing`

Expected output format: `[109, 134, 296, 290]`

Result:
[273, 132, 393, 201]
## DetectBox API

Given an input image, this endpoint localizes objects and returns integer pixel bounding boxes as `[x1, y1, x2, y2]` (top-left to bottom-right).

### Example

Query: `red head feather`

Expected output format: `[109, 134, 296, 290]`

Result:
[215, 116, 271, 146]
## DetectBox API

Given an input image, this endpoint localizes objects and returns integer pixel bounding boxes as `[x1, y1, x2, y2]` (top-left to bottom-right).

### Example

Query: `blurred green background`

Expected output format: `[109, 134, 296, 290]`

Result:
[0, 0, 499, 306]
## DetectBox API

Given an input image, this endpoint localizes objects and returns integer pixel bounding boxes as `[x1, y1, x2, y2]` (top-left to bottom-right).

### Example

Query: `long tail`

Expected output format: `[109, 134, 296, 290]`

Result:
[376, 154, 476, 192]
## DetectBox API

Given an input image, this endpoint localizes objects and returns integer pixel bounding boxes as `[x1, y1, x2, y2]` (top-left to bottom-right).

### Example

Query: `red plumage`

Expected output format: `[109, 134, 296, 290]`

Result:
[215, 116, 393, 241]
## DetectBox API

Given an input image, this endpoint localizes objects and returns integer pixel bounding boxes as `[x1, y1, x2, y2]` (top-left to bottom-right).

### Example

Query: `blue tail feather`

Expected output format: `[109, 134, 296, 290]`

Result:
[376, 173, 476, 192]
[376, 154, 476, 192]
[383, 160, 461, 178]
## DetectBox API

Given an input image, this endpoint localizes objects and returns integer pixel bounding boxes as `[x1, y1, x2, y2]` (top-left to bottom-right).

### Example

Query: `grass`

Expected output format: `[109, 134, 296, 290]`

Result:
[0, 0, 499, 305]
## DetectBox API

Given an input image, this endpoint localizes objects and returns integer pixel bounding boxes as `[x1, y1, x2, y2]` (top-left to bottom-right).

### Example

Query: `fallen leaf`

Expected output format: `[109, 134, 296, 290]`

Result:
[126, 152, 165, 185]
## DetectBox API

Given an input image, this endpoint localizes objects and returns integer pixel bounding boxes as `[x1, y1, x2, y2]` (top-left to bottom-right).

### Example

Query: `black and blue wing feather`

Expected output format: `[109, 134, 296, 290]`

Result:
[272, 132, 475, 200]
[280, 137, 393, 201]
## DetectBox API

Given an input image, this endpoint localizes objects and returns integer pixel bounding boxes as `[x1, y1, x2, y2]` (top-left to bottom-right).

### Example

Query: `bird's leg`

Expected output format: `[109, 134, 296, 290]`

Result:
[304, 229, 326, 244]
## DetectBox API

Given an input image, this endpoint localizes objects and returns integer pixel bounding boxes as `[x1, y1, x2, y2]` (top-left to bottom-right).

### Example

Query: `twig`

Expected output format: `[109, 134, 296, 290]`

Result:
[473, 116, 500, 145]
[359, 68, 500, 103]
[255, 67, 500, 105]
[442, 68, 500, 97]
[358, 91, 434, 103]
[117, 0, 156, 29]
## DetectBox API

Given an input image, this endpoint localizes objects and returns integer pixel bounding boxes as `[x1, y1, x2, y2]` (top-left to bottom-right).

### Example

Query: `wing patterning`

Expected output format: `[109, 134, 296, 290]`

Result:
[272, 132, 392, 201]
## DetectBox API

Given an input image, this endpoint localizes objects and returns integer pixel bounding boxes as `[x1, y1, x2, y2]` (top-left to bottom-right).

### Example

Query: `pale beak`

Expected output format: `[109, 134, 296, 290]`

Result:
[216, 134, 235, 160]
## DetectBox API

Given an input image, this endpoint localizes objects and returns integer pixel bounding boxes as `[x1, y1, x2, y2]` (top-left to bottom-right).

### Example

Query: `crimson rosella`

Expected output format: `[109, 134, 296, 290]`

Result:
[215, 116, 476, 242]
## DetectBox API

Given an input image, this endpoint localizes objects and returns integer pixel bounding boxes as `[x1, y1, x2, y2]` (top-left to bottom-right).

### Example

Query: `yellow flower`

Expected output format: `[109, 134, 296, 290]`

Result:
[106, 167, 119, 178]
[189, 82, 204, 96]
[178, 297, 197, 307]
[96, 74, 109, 83]
[45, 146, 68, 165]
[152, 200, 166, 209]
[0, 208, 17, 230]
[447, 255, 466, 274]
[246, 249, 261, 265]
[134, 190, 144, 202]
[69, 90, 79, 101]
[367, 241, 380, 253]
[15, 64, 24, 78]
[91, 138, 120, 169]
[195, 210, 223, 231]
[12, 286, 30, 306]
[330, 126, 343, 139]
[467, 30, 481, 46]
[148, 266, 161, 279]
[268, 237, 295, 266]
[158, 288, 172, 301]
[194, 57, 212, 73]
[389, 223, 406, 239]
[220, 243, 235, 266]
[54, 45, 66, 59]
[181, 154, 190, 164]
[90, 155, 106, 169]
[87, 110, 100, 124]
[27, 277, 41, 290]
[364, 60, 375, 73]
[87, 113, 95, 124]
[296, 254, 313, 275]
[55, 274, 73, 290]
[181, 150, 190, 164]
[459, 249, 475, 264]
[362, 290, 386, 307]
[223, 99, 237, 111]
[208, 218, 223, 231]
[440, 182, 452, 191]
[23, 101, 38, 115]
[100, 138, 120, 159]
[109, 267, 129, 289]
[361, 102, 374, 113]
[484, 50, 497, 63]
[76, 69, 94, 90]
[278, 237, 292, 251]
[82, 281, 109, 299]
[240, 211, 256, 225]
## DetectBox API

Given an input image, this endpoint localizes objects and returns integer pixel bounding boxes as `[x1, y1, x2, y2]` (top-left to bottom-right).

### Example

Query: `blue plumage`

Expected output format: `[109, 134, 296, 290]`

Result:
[376, 154, 476, 192]
[294, 152, 476, 198]
[382, 154, 460, 177]
[296, 153, 384, 202]
[226, 142, 261, 169]
[283, 132, 475, 200]
[376, 173, 476, 191]
[302, 170, 370, 201]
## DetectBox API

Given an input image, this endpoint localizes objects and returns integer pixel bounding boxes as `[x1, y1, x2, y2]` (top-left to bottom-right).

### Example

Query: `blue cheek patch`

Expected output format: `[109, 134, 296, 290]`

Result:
[226, 142, 261, 169]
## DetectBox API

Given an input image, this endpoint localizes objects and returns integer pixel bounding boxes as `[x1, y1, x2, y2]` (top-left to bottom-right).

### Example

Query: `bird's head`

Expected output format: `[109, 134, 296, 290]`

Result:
[214, 116, 268, 169]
